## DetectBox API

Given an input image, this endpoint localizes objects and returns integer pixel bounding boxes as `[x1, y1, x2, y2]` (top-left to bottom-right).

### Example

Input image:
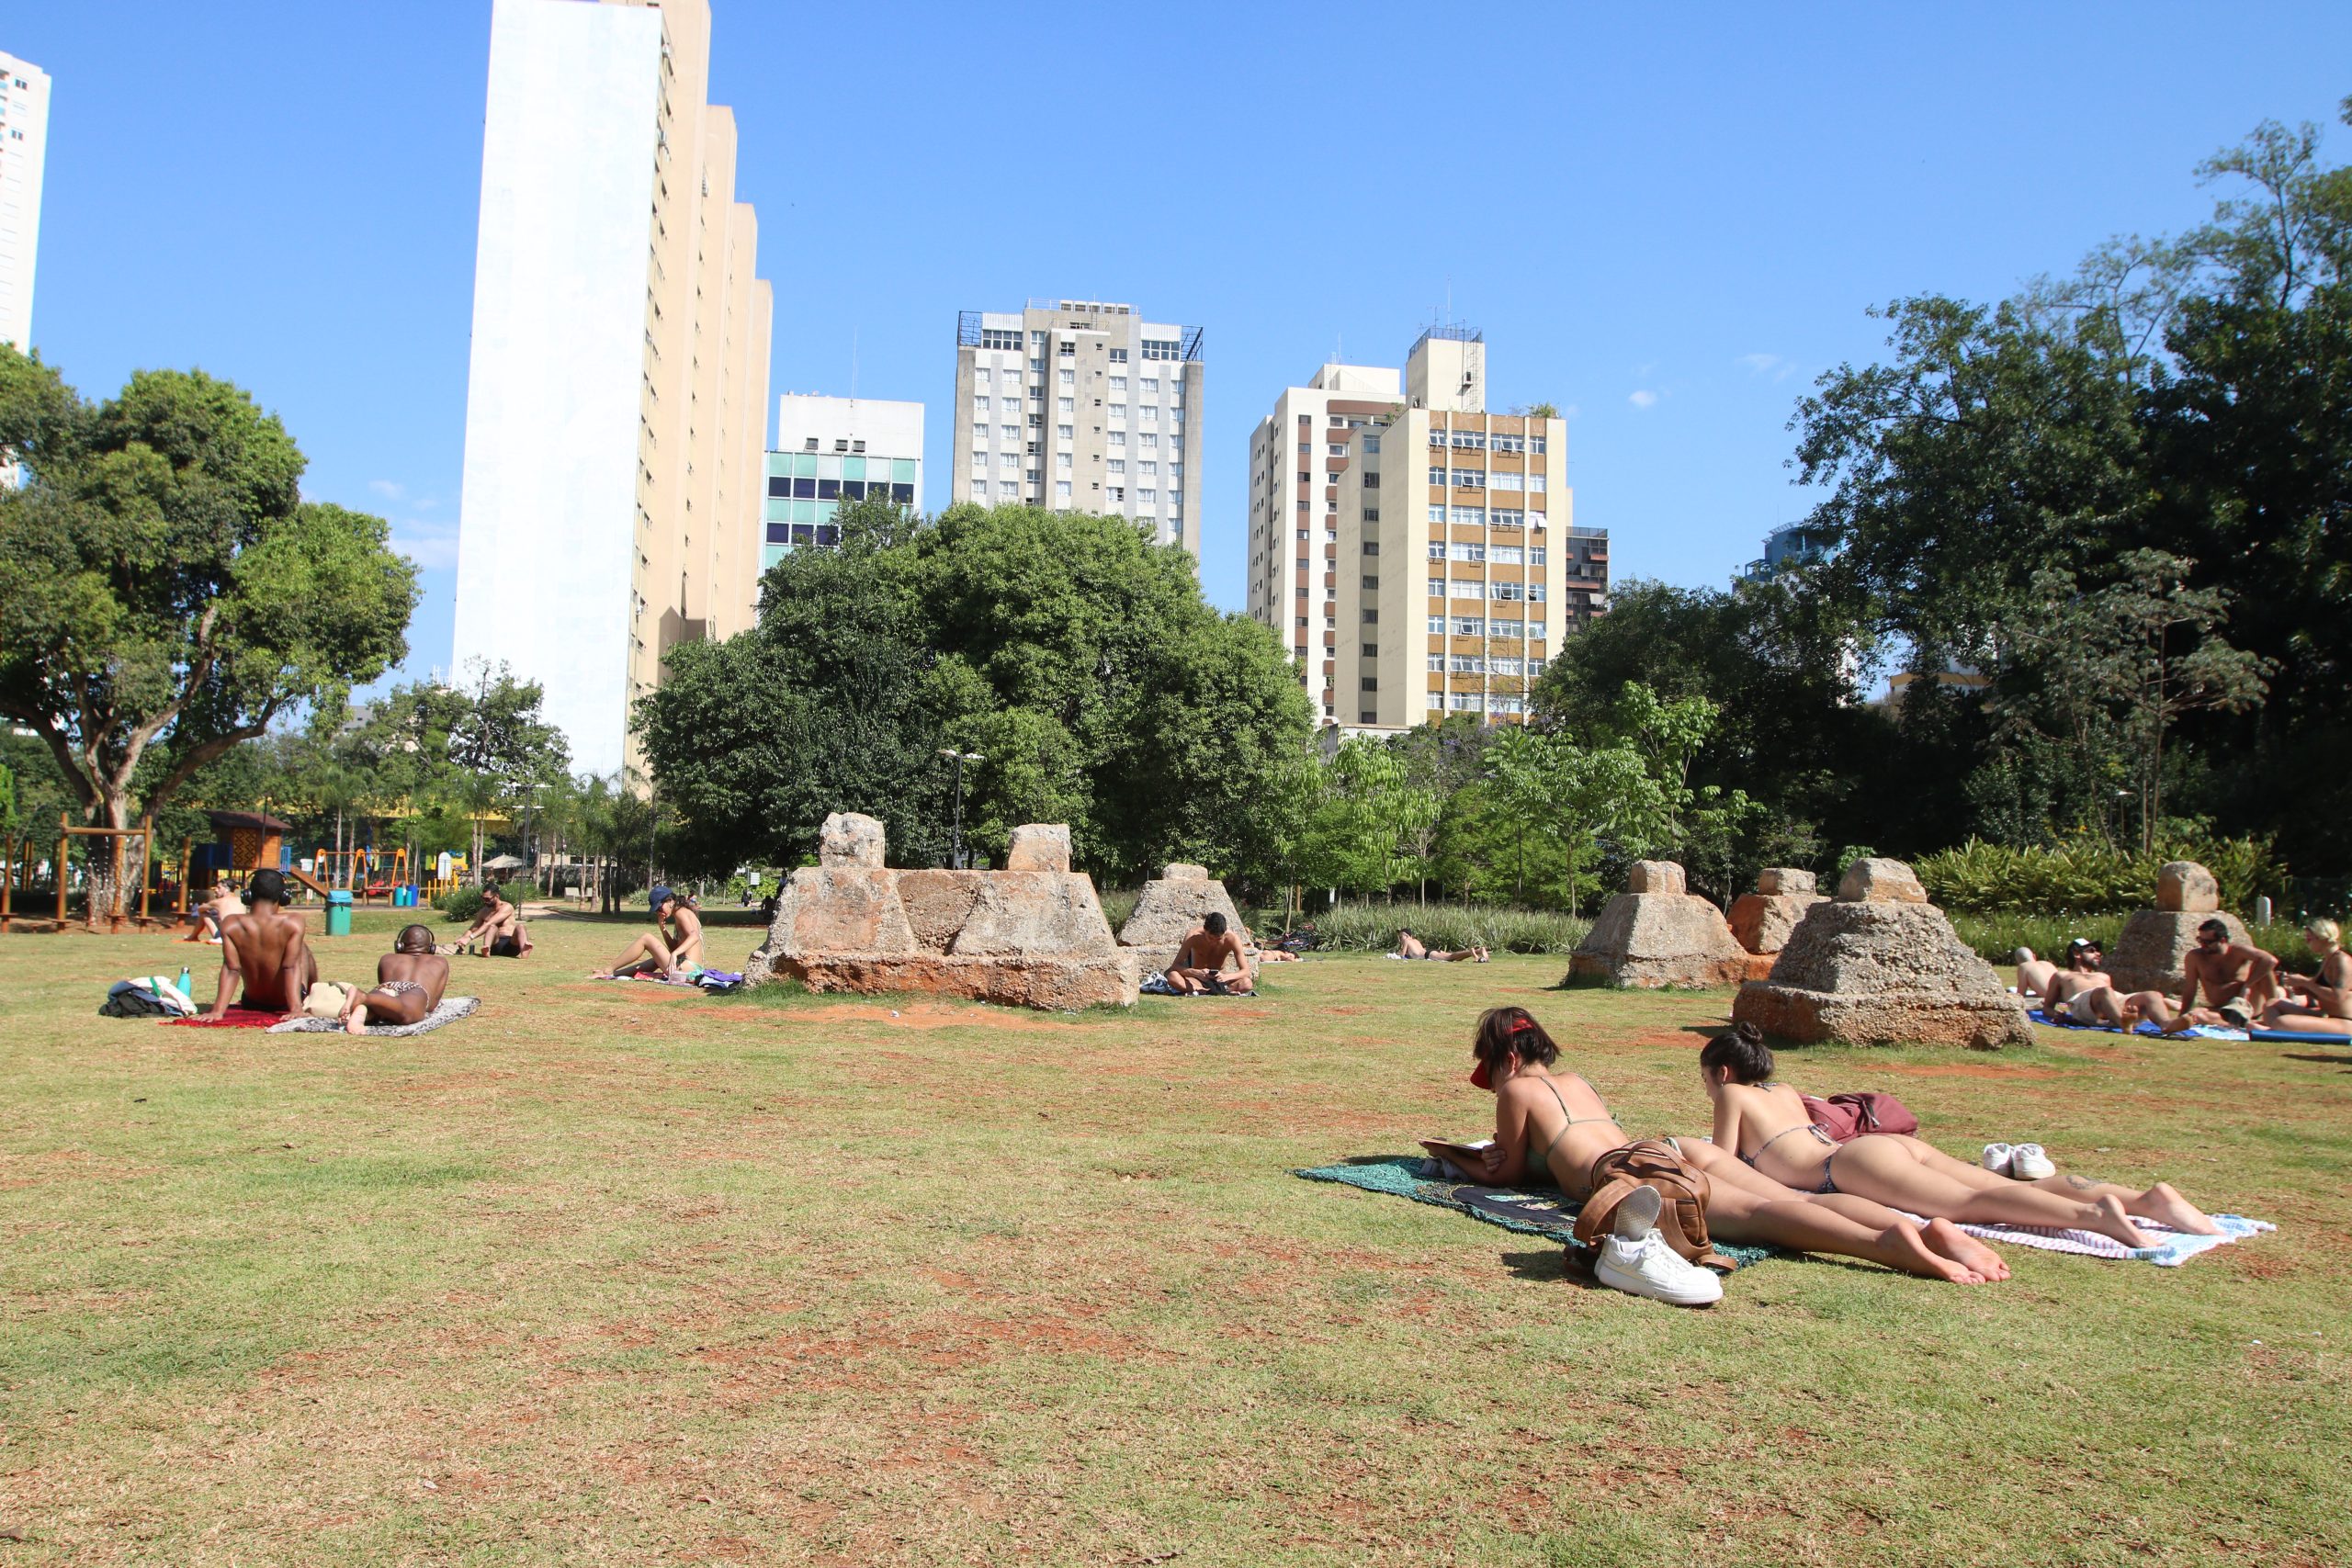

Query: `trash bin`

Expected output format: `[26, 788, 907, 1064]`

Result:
[326, 889, 354, 936]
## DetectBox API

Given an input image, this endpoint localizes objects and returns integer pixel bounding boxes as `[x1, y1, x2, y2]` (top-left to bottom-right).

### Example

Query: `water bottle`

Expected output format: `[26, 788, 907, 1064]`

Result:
[175, 964, 193, 998]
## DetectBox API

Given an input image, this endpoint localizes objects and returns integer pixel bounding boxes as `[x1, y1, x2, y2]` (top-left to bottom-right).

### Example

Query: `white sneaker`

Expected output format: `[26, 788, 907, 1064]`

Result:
[1980, 1143, 2015, 1175]
[2008, 1143, 2056, 1181]
[1594, 1189, 1723, 1307]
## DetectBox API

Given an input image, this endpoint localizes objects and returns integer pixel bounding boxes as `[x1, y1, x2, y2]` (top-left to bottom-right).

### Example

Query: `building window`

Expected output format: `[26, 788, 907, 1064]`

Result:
[1362, 540, 1379, 555]
[1058, 340, 1076, 356]
[1454, 617, 1484, 637]
[1490, 545, 1525, 565]
[1057, 480, 1072, 499]
[975, 368, 992, 387]
[1530, 436, 1548, 454]
[1490, 471, 1523, 491]
[1108, 486, 1125, 502]
[1058, 397, 1075, 414]
[1490, 434, 1525, 453]
[1058, 368, 1075, 388]
[1428, 506, 1447, 525]
[1111, 403, 1128, 422]
[1057, 452, 1072, 470]
[1057, 424, 1073, 440]
[1451, 693, 1480, 711]
[1451, 430, 1487, 450]
[1449, 541, 1487, 562]
[1142, 338, 1181, 360]
[1361, 574, 1378, 590]
[1360, 677, 1378, 692]
[1169, 490, 1183, 509]
[973, 397, 990, 415]
[980, 329, 1022, 351]
[1108, 458, 1125, 475]
[1364, 435, 1382, 454]
[1109, 376, 1127, 392]
[1363, 507, 1380, 523]
[1451, 507, 1487, 528]
[1528, 583, 1548, 602]
[1109, 347, 1128, 363]
[1428, 615, 1447, 634]
[1529, 474, 1547, 493]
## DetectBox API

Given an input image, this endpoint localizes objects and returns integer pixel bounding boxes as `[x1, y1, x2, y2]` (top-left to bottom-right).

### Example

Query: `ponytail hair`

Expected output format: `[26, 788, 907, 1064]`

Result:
[1699, 1021, 1774, 1084]
[1472, 1005, 1558, 1076]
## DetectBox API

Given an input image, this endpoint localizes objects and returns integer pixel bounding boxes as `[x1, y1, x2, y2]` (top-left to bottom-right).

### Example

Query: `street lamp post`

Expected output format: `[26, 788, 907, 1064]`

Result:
[940, 749, 984, 868]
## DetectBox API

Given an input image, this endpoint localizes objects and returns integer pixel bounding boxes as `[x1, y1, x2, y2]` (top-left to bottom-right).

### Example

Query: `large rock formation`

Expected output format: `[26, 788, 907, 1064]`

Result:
[1732, 857, 2033, 1049]
[1116, 863, 1246, 973]
[1727, 867, 1826, 956]
[2109, 859, 2248, 993]
[746, 813, 1137, 1010]
[1567, 861, 1750, 989]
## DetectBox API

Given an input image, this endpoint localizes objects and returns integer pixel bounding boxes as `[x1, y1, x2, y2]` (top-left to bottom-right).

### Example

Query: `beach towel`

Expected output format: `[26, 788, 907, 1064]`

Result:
[268, 996, 480, 1036]
[2027, 1007, 2246, 1041]
[1293, 1156, 1773, 1268]
[164, 1005, 288, 1028]
[2249, 1027, 2352, 1044]
[1947, 1213, 2274, 1267]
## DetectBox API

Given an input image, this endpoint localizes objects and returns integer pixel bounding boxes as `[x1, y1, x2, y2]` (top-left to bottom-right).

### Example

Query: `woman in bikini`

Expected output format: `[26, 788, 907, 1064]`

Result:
[1700, 1022, 2219, 1245]
[1471, 1006, 2008, 1284]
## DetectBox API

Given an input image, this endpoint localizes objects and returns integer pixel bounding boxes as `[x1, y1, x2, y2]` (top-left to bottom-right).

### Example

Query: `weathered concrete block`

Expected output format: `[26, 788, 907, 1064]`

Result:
[2110, 908, 2248, 993]
[1758, 867, 1816, 897]
[1838, 857, 1928, 904]
[1567, 889, 1747, 989]
[1626, 860, 1687, 895]
[1161, 863, 1209, 882]
[1728, 888, 1825, 955]
[1004, 823, 1072, 874]
[819, 811, 886, 868]
[2156, 861, 2221, 914]
[1732, 900, 2032, 1048]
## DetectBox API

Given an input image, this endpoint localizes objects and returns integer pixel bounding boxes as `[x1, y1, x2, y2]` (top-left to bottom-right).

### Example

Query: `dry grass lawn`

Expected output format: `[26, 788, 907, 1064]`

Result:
[1, 908, 2346, 1565]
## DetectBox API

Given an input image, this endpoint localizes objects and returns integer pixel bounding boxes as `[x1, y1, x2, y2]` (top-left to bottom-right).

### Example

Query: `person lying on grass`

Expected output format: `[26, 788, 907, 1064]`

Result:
[2260, 919, 2352, 1036]
[593, 886, 705, 982]
[1396, 928, 1487, 963]
[1700, 1022, 2217, 1243]
[453, 884, 531, 958]
[1468, 1006, 2007, 1284]
[338, 924, 453, 1035]
[1166, 912, 1255, 995]
[2016, 938, 2116, 1021]
[203, 870, 315, 1019]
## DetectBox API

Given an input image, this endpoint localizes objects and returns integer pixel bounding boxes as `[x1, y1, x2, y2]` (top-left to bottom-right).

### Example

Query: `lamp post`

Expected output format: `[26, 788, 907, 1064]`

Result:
[940, 749, 983, 868]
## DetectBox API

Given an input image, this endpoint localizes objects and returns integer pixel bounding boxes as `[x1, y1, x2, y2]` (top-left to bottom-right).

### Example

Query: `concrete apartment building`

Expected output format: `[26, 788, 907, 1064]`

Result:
[0, 49, 50, 355]
[452, 0, 772, 778]
[763, 394, 923, 570]
[1249, 328, 1608, 728]
[951, 300, 1204, 557]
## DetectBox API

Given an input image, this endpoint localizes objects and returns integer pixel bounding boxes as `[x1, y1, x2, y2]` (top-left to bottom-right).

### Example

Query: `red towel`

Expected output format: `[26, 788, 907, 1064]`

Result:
[164, 1006, 288, 1028]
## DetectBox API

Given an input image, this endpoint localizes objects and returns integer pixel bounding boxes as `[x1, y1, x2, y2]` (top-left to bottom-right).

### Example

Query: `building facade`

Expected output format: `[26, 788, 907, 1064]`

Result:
[1250, 329, 1607, 727]
[451, 0, 772, 778]
[0, 50, 51, 354]
[1741, 520, 1835, 581]
[951, 300, 1203, 558]
[763, 394, 923, 570]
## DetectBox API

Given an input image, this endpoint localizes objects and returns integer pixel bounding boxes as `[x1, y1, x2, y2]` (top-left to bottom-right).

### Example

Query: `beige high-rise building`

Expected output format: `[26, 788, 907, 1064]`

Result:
[1250, 328, 1609, 728]
[952, 300, 1203, 558]
[453, 0, 773, 778]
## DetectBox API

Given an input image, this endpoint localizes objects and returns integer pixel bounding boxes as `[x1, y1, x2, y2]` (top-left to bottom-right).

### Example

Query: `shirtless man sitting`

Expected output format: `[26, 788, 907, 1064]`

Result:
[1395, 927, 1488, 963]
[2261, 919, 2352, 1036]
[340, 924, 453, 1034]
[1168, 912, 1255, 995]
[2177, 918, 2280, 1028]
[594, 886, 705, 981]
[454, 884, 531, 957]
[202, 870, 315, 1019]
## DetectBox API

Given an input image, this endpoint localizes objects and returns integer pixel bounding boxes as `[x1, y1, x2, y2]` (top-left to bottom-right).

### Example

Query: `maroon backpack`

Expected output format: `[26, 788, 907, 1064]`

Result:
[1800, 1090, 1919, 1143]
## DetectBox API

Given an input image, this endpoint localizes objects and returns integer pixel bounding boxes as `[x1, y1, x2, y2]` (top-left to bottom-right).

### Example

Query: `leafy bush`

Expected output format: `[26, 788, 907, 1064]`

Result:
[1915, 837, 2283, 915]
[1098, 888, 1140, 931]
[1274, 902, 1591, 955]
[432, 883, 501, 923]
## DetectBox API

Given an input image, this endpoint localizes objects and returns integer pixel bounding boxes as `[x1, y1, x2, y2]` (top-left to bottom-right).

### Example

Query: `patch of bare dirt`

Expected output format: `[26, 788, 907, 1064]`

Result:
[1873, 1062, 2064, 1080]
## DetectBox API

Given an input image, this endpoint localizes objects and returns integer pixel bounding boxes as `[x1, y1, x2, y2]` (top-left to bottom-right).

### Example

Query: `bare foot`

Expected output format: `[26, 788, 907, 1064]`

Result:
[2134, 1181, 2221, 1235]
[589, 969, 616, 979]
[1882, 1222, 1984, 1283]
[1922, 1218, 2009, 1281]
[2086, 1194, 2153, 1249]
[343, 1002, 369, 1036]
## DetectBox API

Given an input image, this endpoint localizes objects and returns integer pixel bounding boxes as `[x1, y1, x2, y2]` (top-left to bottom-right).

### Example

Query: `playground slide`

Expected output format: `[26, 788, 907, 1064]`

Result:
[287, 866, 334, 900]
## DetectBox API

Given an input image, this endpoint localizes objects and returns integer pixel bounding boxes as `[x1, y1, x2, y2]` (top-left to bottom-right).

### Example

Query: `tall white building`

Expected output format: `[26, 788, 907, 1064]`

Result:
[764, 394, 924, 570]
[0, 50, 51, 354]
[453, 0, 772, 779]
[951, 300, 1203, 558]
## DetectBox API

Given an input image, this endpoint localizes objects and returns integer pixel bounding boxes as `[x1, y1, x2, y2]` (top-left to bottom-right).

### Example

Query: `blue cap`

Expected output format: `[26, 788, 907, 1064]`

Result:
[650, 885, 674, 913]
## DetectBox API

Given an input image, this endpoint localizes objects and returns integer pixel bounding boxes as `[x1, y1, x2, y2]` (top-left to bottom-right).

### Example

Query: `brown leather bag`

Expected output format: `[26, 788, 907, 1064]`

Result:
[1571, 1138, 1736, 1274]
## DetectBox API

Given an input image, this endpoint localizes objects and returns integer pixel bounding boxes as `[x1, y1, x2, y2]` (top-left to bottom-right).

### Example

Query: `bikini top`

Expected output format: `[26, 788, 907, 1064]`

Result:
[1527, 1073, 1618, 1175]
[1737, 1084, 1832, 1169]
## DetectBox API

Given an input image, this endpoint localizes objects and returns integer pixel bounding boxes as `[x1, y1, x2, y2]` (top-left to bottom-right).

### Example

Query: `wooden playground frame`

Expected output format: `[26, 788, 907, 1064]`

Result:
[0, 815, 178, 934]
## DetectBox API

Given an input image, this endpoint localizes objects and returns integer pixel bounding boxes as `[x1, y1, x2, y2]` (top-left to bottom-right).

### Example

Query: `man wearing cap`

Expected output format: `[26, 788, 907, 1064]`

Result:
[592, 885, 706, 982]
[2015, 938, 2120, 1024]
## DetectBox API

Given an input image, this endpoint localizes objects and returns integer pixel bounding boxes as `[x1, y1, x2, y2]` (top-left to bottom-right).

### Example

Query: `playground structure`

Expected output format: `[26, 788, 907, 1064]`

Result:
[0, 816, 163, 934]
[304, 843, 414, 905]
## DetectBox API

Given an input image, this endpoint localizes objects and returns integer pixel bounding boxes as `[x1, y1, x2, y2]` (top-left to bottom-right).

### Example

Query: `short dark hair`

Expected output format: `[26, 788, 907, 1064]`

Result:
[1700, 1021, 1774, 1084]
[2198, 919, 2230, 941]
[1472, 1006, 1559, 1075]
[248, 868, 287, 905]
[1204, 911, 1228, 936]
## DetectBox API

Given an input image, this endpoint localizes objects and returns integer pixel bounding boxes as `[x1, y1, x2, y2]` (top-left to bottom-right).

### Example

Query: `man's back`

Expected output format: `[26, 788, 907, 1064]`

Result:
[220, 908, 307, 1009]
[378, 950, 451, 1009]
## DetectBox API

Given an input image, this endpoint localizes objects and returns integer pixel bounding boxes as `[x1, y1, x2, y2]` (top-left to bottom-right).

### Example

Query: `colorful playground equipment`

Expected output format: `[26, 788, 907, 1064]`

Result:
[305, 843, 413, 905]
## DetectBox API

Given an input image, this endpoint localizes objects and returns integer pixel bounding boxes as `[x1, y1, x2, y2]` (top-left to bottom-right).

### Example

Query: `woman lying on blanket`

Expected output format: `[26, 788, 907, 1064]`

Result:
[1701, 1022, 2219, 1242]
[1470, 1007, 2008, 1283]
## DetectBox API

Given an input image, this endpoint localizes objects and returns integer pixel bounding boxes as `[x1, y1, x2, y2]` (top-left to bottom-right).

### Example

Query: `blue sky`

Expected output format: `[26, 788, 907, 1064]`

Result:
[12, 2, 2350, 689]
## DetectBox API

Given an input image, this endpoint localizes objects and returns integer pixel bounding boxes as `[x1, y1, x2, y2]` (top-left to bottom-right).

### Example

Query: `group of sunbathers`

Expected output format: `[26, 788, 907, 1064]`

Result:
[196, 870, 453, 1033]
[1464, 1006, 2222, 1301]
[2018, 919, 2351, 1036]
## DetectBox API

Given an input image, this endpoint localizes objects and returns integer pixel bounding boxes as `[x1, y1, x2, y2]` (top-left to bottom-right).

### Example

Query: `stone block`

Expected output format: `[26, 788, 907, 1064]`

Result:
[1161, 863, 1209, 881]
[1626, 860, 1687, 895]
[1567, 889, 1747, 989]
[2156, 861, 2221, 914]
[1728, 889, 1824, 954]
[818, 811, 886, 868]
[1004, 823, 1072, 874]
[1731, 899, 2032, 1048]
[1757, 867, 1815, 897]
[1838, 857, 1928, 904]
[1117, 867, 1246, 973]
[2109, 908, 2248, 993]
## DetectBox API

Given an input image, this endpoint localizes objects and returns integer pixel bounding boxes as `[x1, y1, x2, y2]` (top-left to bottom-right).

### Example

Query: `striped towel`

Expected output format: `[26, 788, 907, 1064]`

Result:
[1951, 1213, 2273, 1266]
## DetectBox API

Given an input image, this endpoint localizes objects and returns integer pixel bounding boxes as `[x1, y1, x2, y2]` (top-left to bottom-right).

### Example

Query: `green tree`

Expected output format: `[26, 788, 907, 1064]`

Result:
[0, 351, 415, 912]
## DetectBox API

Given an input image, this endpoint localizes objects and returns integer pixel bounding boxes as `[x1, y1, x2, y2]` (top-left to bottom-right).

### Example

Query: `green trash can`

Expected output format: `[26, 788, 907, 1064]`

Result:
[325, 889, 354, 937]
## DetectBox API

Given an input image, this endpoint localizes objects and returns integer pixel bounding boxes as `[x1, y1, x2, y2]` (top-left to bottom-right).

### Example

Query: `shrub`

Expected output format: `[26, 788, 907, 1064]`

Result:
[432, 883, 500, 924]
[1276, 901, 1591, 955]
[1098, 888, 1140, 931]
[1915, 837, 2283, 915]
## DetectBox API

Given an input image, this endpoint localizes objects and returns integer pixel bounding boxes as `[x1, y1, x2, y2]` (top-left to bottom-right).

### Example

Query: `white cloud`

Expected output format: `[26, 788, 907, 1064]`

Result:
[390, 516, 459, 571]
[1736, 353, 1796, 382]
[1628, 389, 1658, 410]
[368, 479, 407, 501]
